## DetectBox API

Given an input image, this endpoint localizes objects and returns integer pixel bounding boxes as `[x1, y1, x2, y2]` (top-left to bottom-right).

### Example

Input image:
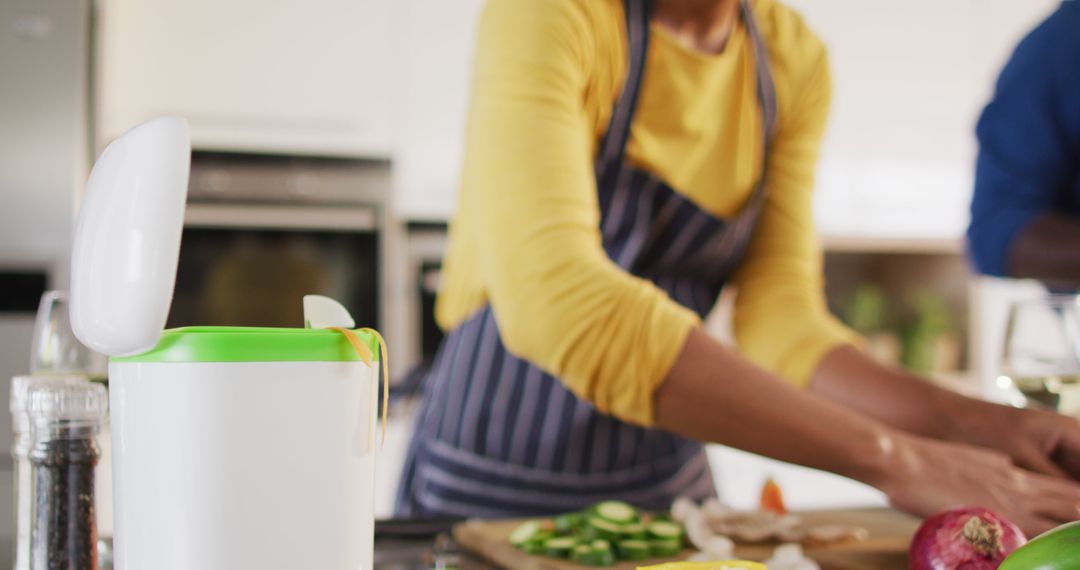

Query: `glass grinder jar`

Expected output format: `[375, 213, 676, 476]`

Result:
[10, 375, 88, 570]
[26, 381, 108, 570]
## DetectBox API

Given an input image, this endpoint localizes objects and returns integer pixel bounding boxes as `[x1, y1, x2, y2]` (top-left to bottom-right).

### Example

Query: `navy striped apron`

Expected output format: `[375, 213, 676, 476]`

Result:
[396, 0, 778, 518]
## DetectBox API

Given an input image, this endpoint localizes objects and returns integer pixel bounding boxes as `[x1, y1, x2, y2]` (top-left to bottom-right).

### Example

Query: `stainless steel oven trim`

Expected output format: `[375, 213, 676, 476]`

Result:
[388, 228, 448, 378]
[184, 203, 377, 232]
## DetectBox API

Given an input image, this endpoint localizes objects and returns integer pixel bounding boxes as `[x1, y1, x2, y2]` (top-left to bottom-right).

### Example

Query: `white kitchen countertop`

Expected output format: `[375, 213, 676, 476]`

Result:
[374, 400, 888, 517]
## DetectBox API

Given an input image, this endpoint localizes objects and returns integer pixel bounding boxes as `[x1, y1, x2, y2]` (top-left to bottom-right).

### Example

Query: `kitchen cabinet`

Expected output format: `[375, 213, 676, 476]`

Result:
[389, 0, 484, 221]
[95, 0, 393, 157]
[795, 0, 1059, 243]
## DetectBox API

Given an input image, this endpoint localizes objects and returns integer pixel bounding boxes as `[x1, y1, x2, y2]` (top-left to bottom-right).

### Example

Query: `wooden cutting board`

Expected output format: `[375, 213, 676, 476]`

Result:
[453, 508, 919, 570]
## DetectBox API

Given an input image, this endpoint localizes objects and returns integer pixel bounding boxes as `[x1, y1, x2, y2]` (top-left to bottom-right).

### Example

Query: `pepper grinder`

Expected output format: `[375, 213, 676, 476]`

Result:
[26, 381, 107, 570]
[10, 375, 89, 570]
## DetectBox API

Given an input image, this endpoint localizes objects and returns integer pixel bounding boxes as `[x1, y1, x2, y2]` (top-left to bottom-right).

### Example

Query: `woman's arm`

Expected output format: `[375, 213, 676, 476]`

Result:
[811, 344, 1080, 483]
[655, 328, 1080, 536]
[808, 346, 962, 441]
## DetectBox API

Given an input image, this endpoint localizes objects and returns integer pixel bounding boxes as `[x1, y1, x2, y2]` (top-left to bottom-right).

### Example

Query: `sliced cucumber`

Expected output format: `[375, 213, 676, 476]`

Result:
[649, 538, 683, 558]
[620, 522, 647, 540]
[571, 544, 594, 564]
[592, 548, 616, 566]
[617, 539, 651, 561]
[522, 531, 555, 555]
[543, 536, 578, 558]
[509, 520, 542, 546]
[593, 500, 638, 524]
[510, 503, 681, 565]
[647, 520, 684, 541]
[584, 516, 623, 541]
[590, 540, 616, 566]
[554, 512, 584, 533]
[534, 530, 555, 542]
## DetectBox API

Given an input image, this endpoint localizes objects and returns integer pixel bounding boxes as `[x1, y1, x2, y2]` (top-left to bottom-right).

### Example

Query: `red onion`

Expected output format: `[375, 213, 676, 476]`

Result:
[909, 507, 1027, 570]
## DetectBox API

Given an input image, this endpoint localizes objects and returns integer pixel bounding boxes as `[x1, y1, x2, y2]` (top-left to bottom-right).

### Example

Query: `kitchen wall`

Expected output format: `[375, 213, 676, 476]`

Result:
[787, 0, 1059, 240]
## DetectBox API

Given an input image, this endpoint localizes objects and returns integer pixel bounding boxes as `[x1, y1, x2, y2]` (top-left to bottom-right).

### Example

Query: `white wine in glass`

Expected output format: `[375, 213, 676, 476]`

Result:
[1000, 295, 1080, 417]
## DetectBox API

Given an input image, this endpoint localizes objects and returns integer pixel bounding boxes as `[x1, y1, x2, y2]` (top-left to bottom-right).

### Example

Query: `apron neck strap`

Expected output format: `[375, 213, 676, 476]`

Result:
[742, 0, 779, 154]
[596, 0, 779, 183]
[595, 0, 652, 181]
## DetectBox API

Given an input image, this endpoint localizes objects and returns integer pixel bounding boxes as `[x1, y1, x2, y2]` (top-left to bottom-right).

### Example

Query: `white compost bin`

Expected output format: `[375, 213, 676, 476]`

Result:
[70, 117, 384, 570]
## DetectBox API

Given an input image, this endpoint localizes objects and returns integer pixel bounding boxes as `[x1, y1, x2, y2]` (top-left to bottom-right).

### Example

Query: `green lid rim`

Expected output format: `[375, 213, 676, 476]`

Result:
[111, 326, 382, 363]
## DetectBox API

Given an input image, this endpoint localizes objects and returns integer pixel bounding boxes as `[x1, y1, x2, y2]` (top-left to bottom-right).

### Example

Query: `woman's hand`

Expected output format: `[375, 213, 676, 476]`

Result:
[657, 329, 1080, 537]
[882, 433, 1080, 536]
[954, 400, 1080, 480]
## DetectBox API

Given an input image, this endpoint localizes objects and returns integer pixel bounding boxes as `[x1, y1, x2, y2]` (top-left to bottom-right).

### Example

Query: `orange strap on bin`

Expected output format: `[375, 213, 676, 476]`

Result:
[330, 327, 390, 449]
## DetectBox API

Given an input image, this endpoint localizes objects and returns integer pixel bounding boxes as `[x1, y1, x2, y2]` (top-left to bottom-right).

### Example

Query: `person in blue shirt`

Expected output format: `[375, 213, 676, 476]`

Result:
[969, 1, 1080, 286]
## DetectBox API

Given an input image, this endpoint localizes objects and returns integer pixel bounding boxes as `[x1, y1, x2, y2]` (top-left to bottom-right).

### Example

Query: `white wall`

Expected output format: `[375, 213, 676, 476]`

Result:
[390, 0, 484, 221]
[786, 0, 1060, 239]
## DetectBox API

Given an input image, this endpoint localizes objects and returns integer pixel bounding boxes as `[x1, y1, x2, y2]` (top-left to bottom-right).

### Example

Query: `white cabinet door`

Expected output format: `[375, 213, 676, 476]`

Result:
[96, 0, 392, 157]
[390, 0, 484, 221]
[786, 0, 1059, 240]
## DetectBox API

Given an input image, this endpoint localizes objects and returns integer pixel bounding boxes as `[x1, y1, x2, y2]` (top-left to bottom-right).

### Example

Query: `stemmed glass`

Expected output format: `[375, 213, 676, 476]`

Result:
[999, 295, 1080, 416]
[29, 290, 108, 381]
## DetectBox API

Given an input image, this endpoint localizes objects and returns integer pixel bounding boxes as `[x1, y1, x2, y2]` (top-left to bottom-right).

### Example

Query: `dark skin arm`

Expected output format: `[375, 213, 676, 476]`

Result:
[655, 328, 1080, 535]
[811, 345, 1080, 480]
[1006, 213, 1080, 288]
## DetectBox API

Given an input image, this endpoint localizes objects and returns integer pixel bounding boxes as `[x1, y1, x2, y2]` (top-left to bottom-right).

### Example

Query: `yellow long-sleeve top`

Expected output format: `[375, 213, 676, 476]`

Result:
[436, 0, 859, 427]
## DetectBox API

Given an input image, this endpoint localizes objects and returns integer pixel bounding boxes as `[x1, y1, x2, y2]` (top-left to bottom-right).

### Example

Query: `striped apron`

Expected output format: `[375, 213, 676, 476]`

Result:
[396, 0, 779, 518]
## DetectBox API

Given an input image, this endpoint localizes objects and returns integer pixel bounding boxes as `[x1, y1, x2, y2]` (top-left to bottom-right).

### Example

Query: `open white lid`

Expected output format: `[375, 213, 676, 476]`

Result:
[70, 117, 191, 357]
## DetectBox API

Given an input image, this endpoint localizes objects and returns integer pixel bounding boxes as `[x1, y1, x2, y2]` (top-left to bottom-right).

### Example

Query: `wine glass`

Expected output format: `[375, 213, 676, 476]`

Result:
[999, 295, 1080, 416]
[29, 290, 108, 380]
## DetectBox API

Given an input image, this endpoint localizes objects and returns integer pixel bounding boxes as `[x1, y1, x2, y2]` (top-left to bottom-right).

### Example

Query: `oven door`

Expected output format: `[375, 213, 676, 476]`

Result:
[168, 202, 379, 330]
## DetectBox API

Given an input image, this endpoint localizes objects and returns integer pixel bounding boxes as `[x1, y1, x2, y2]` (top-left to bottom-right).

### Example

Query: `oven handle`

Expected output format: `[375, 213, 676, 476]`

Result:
[184, 203, 377, 232]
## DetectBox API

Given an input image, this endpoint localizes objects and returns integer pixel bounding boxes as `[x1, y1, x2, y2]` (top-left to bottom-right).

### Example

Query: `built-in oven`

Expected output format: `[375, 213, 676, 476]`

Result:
[168, 153, 389, 333]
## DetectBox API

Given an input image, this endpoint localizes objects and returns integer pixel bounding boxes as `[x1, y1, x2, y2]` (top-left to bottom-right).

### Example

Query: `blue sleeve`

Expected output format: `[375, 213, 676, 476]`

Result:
[967, 4, 1080, 277]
